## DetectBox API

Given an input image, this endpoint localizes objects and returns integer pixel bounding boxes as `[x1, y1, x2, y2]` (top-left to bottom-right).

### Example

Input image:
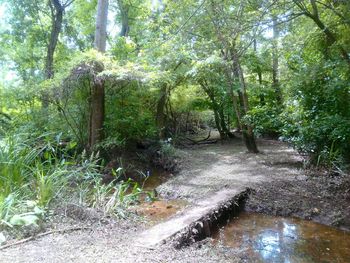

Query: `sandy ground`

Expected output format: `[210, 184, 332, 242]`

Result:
[2, 134, 345, 263]
[157, 137, 303, 202]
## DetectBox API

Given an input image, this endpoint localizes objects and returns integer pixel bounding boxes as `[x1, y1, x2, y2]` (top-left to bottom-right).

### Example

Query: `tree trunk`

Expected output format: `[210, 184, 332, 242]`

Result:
[117, 0, 130, 37]
[89, 0, 108, 151]
[231, 50, 259, 153]
[272, 16, 282, 104]
[46, 0, 63, 79]
[219, 107, 234, 138]
[94, 0, 108, 52]
[42, 0, 64, 108]
[253, 39, 265, 105]
[156, 84, 168, 140]
[89, 79, 105, 148]
[218, 107, 227, 137]
[223, 69, 243, 131]
[213, 107, 224, 138]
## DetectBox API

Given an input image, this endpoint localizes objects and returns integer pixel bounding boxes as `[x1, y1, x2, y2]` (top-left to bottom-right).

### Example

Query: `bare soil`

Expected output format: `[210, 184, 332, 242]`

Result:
[1, 132, 349, 262]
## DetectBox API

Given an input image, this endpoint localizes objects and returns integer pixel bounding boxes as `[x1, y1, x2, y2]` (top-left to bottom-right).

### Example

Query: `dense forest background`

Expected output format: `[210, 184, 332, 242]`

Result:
[0, 0, 349, 233]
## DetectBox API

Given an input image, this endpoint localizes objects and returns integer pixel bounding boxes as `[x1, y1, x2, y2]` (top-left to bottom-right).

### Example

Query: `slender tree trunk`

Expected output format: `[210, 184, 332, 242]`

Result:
[223, 69, 243, 131]
[156, 84, 168, 140]
[253, 39, 265, 105]
[117, 0, 130, 37]
[232, 50, 259, 153]
[89, 78, 105, 148]
[213, 107, 224, 138]
[46, 0, 63, 79]
[42, 0, 64, 108]
[219, 107, 234, 138]
[219, 107, 227, 136]
[89, 0, 108, 150]
[272, 16, 282, 104]
[94, 0, 108, 52]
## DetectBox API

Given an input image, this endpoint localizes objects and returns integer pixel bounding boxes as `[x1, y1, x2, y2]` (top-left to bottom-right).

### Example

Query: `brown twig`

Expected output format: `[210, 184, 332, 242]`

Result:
[0, 226, 92, 250]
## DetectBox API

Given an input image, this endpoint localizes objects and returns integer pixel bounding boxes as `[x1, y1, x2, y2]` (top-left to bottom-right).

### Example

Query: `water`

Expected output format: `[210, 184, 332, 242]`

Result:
[134, 168, 189, 224]
[135, 199, 189, 224]
[212, 212, 350, 263]
[141, 168, 170, 191]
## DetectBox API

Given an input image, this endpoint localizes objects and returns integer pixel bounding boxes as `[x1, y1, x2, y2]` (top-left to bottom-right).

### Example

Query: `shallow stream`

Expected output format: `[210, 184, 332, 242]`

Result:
[212, 212, 350, 262]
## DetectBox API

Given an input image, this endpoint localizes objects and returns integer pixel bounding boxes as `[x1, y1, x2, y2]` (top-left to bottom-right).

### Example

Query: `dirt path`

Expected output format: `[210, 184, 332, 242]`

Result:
[0, 136, 308, 263]
[157, 137, 303, 201]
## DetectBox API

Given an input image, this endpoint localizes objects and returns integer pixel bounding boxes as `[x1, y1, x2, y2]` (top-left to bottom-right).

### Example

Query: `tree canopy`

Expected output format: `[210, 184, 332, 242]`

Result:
[0, 0, 349, 163]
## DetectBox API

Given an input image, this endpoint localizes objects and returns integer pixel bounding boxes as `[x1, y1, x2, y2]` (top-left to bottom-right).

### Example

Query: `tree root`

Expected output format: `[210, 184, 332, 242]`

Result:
[0, 226, 92, 250]
[185, 130, 217, 145]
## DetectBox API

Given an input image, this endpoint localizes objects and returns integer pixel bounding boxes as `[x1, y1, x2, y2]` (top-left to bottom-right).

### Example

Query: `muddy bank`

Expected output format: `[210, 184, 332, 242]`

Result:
[245, 172, 350, 231]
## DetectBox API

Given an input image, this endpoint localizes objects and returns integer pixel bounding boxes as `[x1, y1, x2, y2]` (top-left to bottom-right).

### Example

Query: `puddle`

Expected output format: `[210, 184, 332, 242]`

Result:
[212, 212, 350, 263]
[135, 199, 189, 224]
[141, 168, 171, 191]
[132, 168, 189, 224]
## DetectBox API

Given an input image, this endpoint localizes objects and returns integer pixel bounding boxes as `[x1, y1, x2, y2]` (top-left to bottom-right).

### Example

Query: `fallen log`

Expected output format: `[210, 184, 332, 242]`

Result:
[185, 130, 212, 145]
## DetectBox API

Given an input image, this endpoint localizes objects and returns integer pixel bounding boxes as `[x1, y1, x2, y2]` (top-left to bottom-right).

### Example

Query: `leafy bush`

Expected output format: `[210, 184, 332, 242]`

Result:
[247, 105, 283, 138]
[0, 131, 152, 238]
[281, 61, 350, 167]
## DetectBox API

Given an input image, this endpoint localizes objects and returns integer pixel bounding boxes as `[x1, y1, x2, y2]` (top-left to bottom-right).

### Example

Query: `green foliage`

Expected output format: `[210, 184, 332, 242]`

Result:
[0, 133, 88, 232]
[282, 109, 350, 166]
[89, 175, 143, 217]
[1, 0, 350, 241]
[110, 37, 137, 61]
[104, 84, 157, 143]
[0, 130, 152, 235]
[281, 48, 350, 166]
[247, 105, 283, 138]
[159, 142, 178, 159]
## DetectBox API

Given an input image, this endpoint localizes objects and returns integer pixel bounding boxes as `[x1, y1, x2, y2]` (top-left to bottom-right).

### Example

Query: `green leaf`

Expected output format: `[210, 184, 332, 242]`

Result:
[9, 214, 39, 226]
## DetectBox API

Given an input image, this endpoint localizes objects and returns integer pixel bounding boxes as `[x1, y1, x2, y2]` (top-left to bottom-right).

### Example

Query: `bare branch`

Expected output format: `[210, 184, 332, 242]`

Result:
[63, 0, 75, 8]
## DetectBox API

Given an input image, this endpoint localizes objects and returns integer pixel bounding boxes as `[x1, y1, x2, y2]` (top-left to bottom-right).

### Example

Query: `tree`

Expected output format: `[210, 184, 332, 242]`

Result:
[117, 0, 130, 37]
[208, 0, 260, 152]
[189, 55, 235, 139]
[292, 0, 350, 67]
[43, 0, 75, 108]
[89, 0, 109, 150]
[272, 15, 282, 104]
[46, 0, 75, 79]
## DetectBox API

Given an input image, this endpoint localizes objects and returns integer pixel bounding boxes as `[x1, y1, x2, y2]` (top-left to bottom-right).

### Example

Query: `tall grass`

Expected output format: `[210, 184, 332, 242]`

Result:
[0, 133, 75, 228]
[0, 132, 146, 233]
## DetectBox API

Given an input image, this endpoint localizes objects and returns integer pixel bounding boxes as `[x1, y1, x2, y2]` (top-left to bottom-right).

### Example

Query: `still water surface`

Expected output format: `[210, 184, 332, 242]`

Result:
[212, 212, 350, 263]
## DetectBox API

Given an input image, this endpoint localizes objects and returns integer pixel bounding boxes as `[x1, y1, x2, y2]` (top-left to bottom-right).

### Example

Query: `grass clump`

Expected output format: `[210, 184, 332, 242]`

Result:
[0, 133, 146, 242]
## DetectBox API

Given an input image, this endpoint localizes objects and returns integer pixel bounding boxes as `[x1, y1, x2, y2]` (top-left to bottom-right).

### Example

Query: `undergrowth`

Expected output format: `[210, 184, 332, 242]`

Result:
[0, 133, 148, 245]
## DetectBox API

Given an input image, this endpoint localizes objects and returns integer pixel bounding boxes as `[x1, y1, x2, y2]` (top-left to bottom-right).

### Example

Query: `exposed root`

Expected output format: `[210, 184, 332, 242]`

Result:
[185, 130, 218, 145]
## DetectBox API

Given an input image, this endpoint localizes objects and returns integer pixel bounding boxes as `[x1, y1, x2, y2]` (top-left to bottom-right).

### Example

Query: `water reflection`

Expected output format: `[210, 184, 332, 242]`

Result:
[213, 212, 350, 262]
